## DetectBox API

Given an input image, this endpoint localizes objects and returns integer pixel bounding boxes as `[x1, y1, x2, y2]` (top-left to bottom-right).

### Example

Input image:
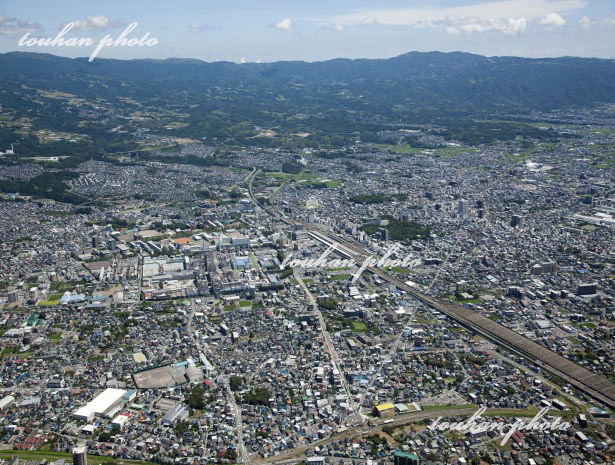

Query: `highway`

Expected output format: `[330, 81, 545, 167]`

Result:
[245, 170, 615, 411]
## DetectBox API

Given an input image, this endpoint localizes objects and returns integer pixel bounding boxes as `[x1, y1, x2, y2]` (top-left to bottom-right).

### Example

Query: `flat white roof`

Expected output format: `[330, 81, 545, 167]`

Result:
[74, 388, 127, 418]
[112, 414, 130, 425]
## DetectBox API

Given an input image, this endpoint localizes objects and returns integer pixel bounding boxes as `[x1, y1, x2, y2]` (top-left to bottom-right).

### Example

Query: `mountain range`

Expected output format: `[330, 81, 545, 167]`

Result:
[2, 50, 615, 110]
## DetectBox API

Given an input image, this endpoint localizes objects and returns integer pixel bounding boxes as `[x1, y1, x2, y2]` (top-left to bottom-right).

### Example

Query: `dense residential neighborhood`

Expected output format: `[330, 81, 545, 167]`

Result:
[0, 101, 614, 465]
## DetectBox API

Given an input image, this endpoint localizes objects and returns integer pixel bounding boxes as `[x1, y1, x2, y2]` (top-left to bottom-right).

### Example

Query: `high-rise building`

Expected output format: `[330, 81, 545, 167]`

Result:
[510, 215, 524, 227]
[541, 262, 557, 274]
[7, 290, 18, 303]
[72, 446, 87, 465]
[577, 282, 598, 296]
[456, 280, 469, 293]
[458, 199, 469, 217]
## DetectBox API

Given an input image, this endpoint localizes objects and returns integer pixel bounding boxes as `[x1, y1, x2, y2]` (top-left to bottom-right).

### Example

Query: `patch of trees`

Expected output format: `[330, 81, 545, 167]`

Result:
[441, 119, 575, 145]
[360, 215, 431, 243]
[186, 384, 205, 410]
[243, 387, 270, 406]
[304, 182, 328, 189]
[195, 189, 215, 199]
[343, 161, 364, 173]
[318, 298, 339, 310]
[315, 150, 346, 159]
[280, 266, 293, 279]
[0, 170, 86, 204]
[74, 206, 93, 215]
[103, 218, 136, 230]
[349, 193, 406, 204]
[281, 160, 303, 174]
[230, 376, 243, 391]
[143, 152, 233, 168]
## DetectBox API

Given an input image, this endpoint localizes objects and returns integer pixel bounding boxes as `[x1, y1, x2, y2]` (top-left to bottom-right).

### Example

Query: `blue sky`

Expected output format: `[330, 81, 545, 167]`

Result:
[0, 0, 614, 62]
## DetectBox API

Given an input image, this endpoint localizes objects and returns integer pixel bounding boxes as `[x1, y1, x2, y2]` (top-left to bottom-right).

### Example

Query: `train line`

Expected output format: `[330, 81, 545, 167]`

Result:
[245, 168, 615, 411]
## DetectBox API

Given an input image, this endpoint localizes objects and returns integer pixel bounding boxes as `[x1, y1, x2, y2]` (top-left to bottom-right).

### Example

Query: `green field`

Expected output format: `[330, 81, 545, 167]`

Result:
[381, 266, 409, 273]
[577, 322, 596, 328]
[350, 321, 368, 332]
[445, 295, 482, 304]
[0, 449, 156, 465]
[421, 403, 477, 412]
[376, 143, 423, 154]
[37, 293, 64, 306]
[298, 179, 342, 188]
[484, 407, 539, 418]
[331, 274, 351, 281]
[264, 172, 294, 179]
[49, 281, 83, 292]
[377, 143, 476, 157]
[263, 171, 320, 182]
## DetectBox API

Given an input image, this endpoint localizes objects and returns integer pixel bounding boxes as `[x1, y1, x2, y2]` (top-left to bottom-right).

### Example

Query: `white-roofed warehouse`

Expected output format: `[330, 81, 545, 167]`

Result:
[73, 388, 127, 422]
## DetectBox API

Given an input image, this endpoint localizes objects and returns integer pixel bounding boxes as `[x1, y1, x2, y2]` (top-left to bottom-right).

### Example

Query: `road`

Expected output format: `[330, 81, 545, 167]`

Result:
[244, 169, 615, 411]
[252, 406, 477, 464]
[221, 375, 249, 464]
[306, 227, 615, 411]
[293, 269, 362, 424]
[186, 299, 248, 463]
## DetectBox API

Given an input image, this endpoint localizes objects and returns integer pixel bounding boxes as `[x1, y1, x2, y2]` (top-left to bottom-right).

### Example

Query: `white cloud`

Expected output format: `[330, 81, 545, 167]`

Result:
[444, 17, 527, 36]
[361, 17, 378, 26]
[274, 18, 293, 30]
[327, 0, 585, 27]
[538, 12, 567, 29]
[0, 15, 42, 37]
[323, 23, 345, 32]
[578, 16, 596, 29]
[605, 14, 615, 25]
[189, 24, 220, 33]
[69, 16, 125, 31]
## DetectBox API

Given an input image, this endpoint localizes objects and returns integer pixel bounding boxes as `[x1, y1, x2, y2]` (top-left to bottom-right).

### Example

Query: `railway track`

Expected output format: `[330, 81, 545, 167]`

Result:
[245, 169, 615, 411]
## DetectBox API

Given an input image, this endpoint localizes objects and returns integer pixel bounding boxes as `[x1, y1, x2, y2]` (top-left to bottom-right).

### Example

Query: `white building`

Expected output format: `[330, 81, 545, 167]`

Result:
[73, 388, 127, 422]
[0, 395, 15, 411]
[111, 413, 130, 430]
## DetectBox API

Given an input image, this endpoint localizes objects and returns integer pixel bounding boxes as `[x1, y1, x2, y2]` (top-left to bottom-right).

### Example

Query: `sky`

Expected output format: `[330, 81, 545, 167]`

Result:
[1, 0, 615, 62]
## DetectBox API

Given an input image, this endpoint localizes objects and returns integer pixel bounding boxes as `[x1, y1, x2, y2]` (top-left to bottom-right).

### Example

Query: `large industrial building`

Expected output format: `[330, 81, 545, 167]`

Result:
[73, 388, 127, 422]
